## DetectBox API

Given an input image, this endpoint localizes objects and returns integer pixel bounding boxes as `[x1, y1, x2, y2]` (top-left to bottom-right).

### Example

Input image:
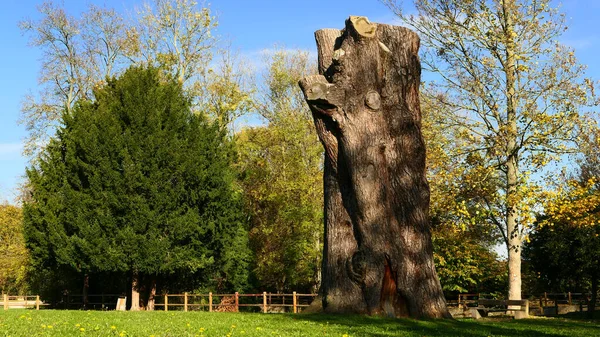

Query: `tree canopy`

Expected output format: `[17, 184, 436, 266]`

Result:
[23, 66, 250, 305]
[0, 204, 29, 295]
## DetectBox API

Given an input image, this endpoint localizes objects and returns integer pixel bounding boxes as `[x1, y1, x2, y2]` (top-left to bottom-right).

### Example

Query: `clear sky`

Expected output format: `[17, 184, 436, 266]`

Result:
[1, 0, 599, 203]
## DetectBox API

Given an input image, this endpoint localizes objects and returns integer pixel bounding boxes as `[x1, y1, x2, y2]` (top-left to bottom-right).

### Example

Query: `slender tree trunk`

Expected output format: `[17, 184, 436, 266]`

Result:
[82, 273, 89, 310]
[589, 274, 598, 318]
[506, 153, 522, 303]
[130, 270, 141, 311]
[502, 0, 522, 303]
[299, 16, 450, 318]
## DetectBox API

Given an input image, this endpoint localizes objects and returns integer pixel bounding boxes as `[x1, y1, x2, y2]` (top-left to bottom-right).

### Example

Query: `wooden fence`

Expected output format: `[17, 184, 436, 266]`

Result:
[2, 295, 42, 310]
[155, 292, 317, 313]
[6, 291, 592, 314]
[446, 292, 593, 312]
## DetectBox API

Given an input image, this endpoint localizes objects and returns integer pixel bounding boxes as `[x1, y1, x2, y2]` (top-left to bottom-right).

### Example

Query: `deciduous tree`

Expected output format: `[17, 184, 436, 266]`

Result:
[236, 50, 323, 293]
[20, 0, 224, 157]
[0, 204, 29, 295]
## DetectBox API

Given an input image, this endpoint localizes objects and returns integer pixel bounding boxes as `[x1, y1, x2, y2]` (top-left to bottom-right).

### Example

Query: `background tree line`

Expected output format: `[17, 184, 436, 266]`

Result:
[1, 0, 598, 313]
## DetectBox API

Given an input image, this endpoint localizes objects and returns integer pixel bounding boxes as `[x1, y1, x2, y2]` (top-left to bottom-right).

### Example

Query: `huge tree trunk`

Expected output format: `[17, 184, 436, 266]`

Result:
[299, 16, 450, 318]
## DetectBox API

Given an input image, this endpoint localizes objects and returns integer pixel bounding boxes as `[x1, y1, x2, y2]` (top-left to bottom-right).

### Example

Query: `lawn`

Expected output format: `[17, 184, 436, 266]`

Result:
[1, 310, 599, 337]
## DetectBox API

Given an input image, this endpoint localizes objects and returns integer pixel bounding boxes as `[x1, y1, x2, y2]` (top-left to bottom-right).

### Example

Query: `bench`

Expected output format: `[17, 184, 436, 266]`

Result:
[470, 299, 529, 319]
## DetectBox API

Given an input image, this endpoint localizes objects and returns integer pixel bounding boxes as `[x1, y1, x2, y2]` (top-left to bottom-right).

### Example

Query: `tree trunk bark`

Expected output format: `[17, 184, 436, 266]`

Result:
[82, 273, 89, 310]
[589, 274, 598, 319]
[147, 277, 157, 311]
[130, 271, 141, 311]
[299, 16, 450, 318]
[502, 0, 523, 304]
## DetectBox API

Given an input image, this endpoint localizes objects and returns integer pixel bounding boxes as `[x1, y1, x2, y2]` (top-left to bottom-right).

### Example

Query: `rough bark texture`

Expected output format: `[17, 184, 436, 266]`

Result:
[589, 275, 598, 318]
[130, 271, 141, 311]
[146, 278, 157, 311]
[299, 16, 450, 318]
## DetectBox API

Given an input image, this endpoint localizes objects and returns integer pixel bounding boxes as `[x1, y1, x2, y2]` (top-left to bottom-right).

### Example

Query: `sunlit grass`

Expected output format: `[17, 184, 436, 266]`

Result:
[0, 309, 599, 336]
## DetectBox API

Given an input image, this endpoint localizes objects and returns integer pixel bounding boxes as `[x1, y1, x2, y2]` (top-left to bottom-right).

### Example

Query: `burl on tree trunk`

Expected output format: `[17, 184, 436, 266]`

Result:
[299, 16, 450, 318]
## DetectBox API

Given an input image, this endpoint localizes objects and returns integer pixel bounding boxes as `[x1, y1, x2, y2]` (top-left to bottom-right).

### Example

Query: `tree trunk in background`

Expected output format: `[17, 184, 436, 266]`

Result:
[82, 273, 89, 310]
[502, 0, 523, 305]
[147, 278, 157, 311]
[299, 16, 450, 318]
[130, 271, 141, 311]
[589, 274, 598, 319]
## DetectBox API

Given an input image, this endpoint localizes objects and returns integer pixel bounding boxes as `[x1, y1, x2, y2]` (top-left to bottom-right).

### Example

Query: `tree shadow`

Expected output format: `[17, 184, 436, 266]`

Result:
[293, 313, 600, 336]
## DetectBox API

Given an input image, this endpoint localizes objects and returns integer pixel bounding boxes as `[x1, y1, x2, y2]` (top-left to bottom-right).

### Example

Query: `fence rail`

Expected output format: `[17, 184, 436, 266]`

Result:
[2, 295, 43, 310]
[154, 292, 318, 313]
[6, 291, 592, 314]
[446, 292, 594, 313]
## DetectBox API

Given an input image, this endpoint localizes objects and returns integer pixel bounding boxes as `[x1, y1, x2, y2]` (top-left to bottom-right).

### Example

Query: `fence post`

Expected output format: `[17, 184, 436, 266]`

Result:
[184, 292, 188, 312]
[3, 294, 7, 311]
[458, 294, 461, 307]
[102, 294, 105, 310]
[568, 292, 572, 305]
[36, 295, 40, 310]
[25, 295, 28, 308]
[544, 292, 548, 308]
[164, 294, 168, 312]
[293, 291, 297, 314]
[209, 292, 213, 312]
[235, 292, 239, 312]
[263, 292, 267, 314]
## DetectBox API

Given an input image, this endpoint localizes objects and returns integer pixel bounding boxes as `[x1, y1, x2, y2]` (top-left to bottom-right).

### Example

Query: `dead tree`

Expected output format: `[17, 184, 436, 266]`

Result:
[299, 16, 450, 318]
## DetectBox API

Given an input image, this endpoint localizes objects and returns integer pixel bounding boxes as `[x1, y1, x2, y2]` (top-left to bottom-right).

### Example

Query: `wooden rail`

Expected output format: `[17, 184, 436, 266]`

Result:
[3, 295, 42, 310]
[447, 292, 593, 315]
[154, 292, 318, 313]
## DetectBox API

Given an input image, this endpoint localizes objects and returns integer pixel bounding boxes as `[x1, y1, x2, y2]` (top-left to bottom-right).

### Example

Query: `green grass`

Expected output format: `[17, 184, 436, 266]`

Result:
[1, 310, 599, 337]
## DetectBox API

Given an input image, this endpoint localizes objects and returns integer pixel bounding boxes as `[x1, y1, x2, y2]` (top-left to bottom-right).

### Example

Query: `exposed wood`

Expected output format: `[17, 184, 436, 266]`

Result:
[293, 291, 297, 313]
[299, 16, 450, 318]
[184, 292, 188, 312]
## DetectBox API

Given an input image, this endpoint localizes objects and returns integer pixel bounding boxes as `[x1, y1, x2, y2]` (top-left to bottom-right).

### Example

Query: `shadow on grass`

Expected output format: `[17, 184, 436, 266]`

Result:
[293, 313, 600, 337]
[556, 310, 600, 321]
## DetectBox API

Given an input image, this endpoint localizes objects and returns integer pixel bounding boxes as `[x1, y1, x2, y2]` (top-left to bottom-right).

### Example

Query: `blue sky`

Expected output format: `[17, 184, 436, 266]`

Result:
[1, 0, 599, 203]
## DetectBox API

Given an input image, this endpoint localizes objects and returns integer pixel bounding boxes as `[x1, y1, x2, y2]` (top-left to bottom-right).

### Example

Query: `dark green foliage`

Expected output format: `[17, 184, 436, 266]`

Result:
[524, 220, 600, 294]
[24, 66, 250, 297]
[432, 229, 507, 295]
